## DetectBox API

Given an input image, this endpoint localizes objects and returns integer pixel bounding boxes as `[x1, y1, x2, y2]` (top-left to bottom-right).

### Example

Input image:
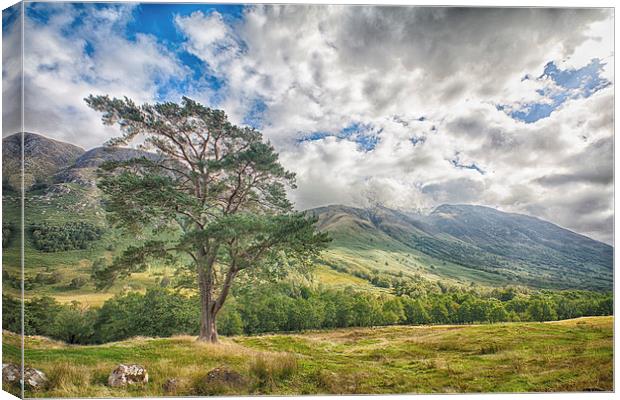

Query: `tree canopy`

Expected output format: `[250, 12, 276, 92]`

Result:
[86, 95, 330, 341]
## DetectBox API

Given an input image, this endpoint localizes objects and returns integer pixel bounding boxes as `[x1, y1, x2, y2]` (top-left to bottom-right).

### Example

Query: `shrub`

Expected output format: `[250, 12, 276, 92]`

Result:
[2, 222, 15, 247]
[35, 271, 63, 285]
[68, 276, 88, 289]
[49, 302, 97, 344]
[249, 354, 298, 391]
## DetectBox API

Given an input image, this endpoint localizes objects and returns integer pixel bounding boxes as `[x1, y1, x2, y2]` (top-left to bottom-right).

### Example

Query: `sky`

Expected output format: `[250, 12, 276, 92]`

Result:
[1, 3, 615, 244]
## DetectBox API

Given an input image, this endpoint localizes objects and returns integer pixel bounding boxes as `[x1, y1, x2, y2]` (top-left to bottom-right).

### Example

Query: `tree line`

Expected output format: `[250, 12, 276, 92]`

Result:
[3, 283, 611, 345]
[28, 221, 104, 252]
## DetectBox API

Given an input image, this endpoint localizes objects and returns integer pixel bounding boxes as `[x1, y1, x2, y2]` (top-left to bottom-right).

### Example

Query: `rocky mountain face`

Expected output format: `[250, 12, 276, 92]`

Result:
[310, 204, 613, 291]
[2, 132, 85, 190]
[1, 132, 159, 189]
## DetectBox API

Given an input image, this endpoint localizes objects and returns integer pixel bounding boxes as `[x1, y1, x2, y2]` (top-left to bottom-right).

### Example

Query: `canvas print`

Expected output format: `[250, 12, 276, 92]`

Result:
[1, 2, 614, 398]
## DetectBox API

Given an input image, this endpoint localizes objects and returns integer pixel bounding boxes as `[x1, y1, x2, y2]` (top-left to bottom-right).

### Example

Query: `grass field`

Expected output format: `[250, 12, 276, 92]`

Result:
[2, 316, 613, 397]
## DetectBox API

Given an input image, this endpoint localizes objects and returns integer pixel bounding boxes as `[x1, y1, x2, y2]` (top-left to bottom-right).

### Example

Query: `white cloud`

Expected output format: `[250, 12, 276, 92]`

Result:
[174, 6, 613, 242]
[4, 3, 187, 148]
[3, 5, 614, 243]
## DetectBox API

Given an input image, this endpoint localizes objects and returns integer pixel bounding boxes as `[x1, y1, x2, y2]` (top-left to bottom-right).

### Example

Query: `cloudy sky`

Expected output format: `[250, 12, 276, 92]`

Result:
[2, 3, 614, 243]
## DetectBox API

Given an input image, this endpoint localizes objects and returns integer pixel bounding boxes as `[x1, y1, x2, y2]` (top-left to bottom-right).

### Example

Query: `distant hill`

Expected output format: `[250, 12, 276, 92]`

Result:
[2, 132, 85, 190]
[55, 146, 160, 186]
[310, 204, 613, 291]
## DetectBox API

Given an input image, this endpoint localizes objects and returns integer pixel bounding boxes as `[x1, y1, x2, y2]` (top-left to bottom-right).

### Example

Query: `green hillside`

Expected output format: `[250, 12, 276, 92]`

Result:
[3, 316, 612, 397]
[314, 205, 511, 288]
[311, 204, 613, 291]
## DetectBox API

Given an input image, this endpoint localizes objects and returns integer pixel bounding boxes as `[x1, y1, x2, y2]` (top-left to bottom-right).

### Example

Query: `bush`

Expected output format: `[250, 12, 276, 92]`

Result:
[68, 276, 88, 289]
[35, 271, 63, 285]
[49, 302, 97, 344]
[2, 222, 15, 247]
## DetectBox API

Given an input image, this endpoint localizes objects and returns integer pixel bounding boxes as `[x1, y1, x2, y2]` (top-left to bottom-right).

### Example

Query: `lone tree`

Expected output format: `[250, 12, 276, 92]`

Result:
[85, 95, 330, 342]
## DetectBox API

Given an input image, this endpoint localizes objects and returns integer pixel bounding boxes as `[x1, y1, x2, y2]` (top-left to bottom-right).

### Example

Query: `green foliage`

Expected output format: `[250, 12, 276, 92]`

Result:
[2, 295, 21, 333]
[49, 302, 98, 344]
[217, 300, 245, 336]
[2, 221, 15, 247]
[526, 297, 558, 322]
[93, 288, 199, 342]
[25, 296, 63, 336]
[28, 221, 104, 252]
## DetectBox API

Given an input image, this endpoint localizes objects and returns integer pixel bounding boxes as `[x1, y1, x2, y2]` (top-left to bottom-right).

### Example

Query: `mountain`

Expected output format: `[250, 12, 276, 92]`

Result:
[2, 133, 613, 292]
[426, 204, 612, 275]
[55, 146, 160, 186]
[310, 204, 613, 291]
[2, 132, 85, 190]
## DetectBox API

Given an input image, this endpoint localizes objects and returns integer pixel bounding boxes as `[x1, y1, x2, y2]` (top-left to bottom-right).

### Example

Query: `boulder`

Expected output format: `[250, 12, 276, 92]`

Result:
[205, 367, 246, 387]
[163, 378, 179, 393]
[107, 364, 148, 387]
[2, 363, 20, 385]
[23, 367, 47, 390]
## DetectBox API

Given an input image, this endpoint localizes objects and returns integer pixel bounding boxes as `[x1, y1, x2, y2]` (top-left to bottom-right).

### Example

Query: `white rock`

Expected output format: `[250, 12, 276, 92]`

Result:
[108, 364, 148, 387]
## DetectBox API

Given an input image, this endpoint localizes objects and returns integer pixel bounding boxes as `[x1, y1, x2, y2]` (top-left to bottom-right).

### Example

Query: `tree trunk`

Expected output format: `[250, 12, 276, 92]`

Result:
[197, 249, 220, 343]
[198, 306, 219, 343]
[198, 270, 219, 343]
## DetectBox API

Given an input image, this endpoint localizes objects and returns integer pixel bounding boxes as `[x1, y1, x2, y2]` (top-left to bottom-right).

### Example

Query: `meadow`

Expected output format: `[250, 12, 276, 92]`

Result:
[3, 316, 613, 397]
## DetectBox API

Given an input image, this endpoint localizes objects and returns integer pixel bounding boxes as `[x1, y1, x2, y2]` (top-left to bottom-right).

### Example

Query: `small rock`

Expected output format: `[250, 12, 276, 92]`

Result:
[205, 367, 246, 387]
[2, 363, 20, 385]
[108, 364, 148, 387]
[23, 367, 48, 390]
[163, 378, 179, 393]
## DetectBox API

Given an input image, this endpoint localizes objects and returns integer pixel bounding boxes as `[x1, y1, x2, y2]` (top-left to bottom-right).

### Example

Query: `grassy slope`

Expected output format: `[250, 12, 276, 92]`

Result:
[323, 215, 505, 287]
[3, 186, 177, 306]
[2, 316, 612, 397]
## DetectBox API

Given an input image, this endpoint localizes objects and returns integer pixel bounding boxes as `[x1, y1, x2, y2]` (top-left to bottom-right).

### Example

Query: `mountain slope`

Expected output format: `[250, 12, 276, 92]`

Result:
[311, 204, 613, 291]
[2, 132, 85, 190]
[55, 146, 160, 186]
[426, 204, 612, 276]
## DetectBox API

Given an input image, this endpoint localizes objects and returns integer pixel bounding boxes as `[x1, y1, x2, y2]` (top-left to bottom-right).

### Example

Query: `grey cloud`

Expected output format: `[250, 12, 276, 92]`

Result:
[421, 178, 486, 204]
[521, 184, 613, 244]
[334, 7, 609, 83]
[534, 137, 613, 187]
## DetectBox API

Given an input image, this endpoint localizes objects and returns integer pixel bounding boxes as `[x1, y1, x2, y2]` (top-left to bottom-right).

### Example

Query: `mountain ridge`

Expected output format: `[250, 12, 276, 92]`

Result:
[309, 203, 613, 290]
[2, 132, 85, 190]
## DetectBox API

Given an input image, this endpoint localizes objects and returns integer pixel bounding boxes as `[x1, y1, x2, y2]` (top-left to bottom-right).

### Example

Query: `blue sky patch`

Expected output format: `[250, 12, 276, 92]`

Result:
[2, 3, 21, 33]
[242, 98, 268, 129]
[297, 122, 381, 151]
[499, 58, 611, 123]
[410, 136, 426, 146]
[23, 2, 254, 115]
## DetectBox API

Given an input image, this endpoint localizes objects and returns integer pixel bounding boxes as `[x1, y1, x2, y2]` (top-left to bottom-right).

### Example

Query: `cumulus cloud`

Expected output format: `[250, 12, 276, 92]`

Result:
[3, 5, 614, 243]
[3, 3, 187, 147]
[173, 5, 612, 242]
